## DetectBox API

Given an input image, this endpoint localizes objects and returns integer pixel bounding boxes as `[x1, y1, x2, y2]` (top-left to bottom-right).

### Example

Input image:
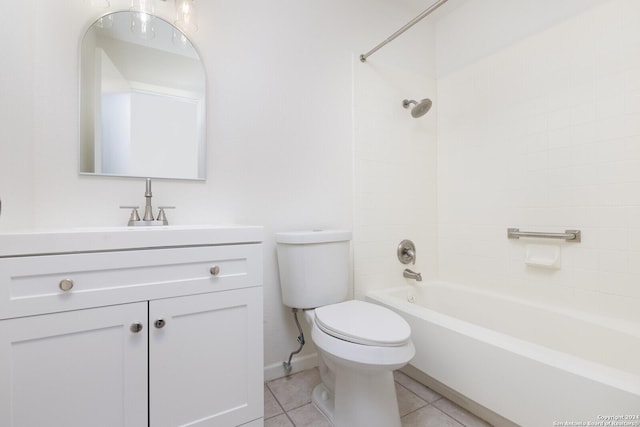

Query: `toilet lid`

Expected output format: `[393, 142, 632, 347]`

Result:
[314, 300, 411, 347]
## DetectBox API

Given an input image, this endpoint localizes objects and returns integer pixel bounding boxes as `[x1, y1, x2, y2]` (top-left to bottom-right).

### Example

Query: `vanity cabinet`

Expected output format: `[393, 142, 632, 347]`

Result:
[0, 226, 264, 427]
[0, 302, 149, 427]
[150, 288, 262, 427]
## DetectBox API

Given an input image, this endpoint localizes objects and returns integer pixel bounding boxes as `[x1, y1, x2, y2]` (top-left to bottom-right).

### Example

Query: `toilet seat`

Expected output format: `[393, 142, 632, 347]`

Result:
[314, 300, 411, 347]
[310, 318, 415, 368]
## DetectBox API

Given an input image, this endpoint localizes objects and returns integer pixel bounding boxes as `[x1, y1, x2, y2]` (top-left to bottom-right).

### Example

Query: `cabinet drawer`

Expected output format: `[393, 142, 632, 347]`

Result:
[0, 244, 262, 319]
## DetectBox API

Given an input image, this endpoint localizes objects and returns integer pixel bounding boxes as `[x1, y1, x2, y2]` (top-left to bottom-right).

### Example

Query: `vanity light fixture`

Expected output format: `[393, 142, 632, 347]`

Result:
[130, 0, 157, 39]
[174, 0, 198, 33]
[131, 0, 156, 14]
[93, 0, 110, 7]
[89, 0, 197, 35]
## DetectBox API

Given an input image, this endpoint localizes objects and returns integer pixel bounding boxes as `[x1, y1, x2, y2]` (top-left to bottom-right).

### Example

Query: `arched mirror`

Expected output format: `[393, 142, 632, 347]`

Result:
[79, 11, 206, 180]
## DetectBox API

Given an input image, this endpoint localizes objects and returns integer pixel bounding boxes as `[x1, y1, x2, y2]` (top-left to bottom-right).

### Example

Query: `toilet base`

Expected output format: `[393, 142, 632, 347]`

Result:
[311, 383, 334, 424]
[311, 364, 402, 427]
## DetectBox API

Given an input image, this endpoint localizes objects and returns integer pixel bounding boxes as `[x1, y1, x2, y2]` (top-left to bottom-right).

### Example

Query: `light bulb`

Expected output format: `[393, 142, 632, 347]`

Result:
[131, 0, 156, 14]
[174, 0, 198, 33]
[90, 0, 111, 8]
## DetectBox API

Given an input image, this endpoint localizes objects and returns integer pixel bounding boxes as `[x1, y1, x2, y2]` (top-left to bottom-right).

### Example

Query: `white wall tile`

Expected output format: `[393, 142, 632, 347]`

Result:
[436, 0, 640, 321]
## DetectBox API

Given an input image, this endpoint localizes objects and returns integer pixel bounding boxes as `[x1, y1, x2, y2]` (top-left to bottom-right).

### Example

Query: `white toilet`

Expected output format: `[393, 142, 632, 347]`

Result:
[275, 230, 415, 427]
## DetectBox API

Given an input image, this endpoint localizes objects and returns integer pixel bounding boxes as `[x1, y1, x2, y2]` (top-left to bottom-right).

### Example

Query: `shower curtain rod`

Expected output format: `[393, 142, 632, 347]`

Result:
[360, 0, 449, 63]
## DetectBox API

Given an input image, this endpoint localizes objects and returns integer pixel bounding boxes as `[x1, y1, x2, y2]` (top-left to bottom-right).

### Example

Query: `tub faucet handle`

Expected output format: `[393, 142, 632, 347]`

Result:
[397, 239, 416, 265]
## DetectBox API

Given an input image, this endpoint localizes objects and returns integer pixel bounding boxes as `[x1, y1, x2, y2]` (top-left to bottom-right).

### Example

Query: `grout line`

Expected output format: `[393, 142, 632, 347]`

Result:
[264, 384, 287, 419]
[395, 377, 440, 422]
[431, 405, 466, 427]
[395, 381, 429, 410]
[265, 370, 481, 427]
[432, 399, 491, 427]
[400, 401, 435, 420]
[284, 411, 296, 427]
[281, 401, 313, 413]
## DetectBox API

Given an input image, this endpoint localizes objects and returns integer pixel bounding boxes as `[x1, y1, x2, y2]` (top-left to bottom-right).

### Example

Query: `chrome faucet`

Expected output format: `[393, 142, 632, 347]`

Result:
[403, 268, 422, 282]
[121, 178, 174, 226]
[142, 178, 154, 221]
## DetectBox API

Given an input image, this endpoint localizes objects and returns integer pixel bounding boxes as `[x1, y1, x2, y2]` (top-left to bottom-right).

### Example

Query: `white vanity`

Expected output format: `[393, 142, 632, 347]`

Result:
[0, 226, 264, 427]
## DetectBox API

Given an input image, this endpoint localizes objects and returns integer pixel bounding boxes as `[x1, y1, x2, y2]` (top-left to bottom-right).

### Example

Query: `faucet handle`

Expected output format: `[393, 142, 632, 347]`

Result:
[157, 206, 175, 226]
[397, 239, 416, 265]
[120, 206, 141, 226]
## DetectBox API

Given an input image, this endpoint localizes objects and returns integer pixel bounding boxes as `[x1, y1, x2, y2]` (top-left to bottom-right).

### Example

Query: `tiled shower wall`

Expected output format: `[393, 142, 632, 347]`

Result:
[437, 0, 640, 322]
[353, 58, 439, 300]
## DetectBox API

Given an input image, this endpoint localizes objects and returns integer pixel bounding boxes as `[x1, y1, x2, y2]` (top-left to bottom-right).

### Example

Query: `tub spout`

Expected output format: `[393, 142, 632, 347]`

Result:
[403, 268, 422, 281]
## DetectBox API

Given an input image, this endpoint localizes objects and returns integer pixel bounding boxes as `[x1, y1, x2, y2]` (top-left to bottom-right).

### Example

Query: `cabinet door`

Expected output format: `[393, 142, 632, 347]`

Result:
[150, 287, 263, 427]
[0, 303, 148, 427]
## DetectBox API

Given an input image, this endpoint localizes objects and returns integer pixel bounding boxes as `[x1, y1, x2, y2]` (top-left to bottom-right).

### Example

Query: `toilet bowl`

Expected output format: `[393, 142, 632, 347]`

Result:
[275, 230, 415, 427]
[305, 301, 415, 427]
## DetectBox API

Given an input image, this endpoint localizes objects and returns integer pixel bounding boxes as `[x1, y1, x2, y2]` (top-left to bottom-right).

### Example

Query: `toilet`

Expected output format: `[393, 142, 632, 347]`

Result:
[275, 230, 415, 427]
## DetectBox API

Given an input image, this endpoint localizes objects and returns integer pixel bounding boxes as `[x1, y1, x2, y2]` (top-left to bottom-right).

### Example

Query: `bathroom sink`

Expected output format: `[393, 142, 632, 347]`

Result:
[0, 225, 264, 257]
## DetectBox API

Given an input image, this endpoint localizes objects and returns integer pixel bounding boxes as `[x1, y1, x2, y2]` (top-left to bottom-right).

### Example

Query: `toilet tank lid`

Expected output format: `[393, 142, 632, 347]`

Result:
[275, 229, 352, 244]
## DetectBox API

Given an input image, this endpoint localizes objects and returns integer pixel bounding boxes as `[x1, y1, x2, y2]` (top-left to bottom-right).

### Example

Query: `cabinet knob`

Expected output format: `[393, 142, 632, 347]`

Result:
[154, 319, 166, 329]
[130, 322, 144, 333]
[59, 278, 74, 292]
[209, 265, 220, 276]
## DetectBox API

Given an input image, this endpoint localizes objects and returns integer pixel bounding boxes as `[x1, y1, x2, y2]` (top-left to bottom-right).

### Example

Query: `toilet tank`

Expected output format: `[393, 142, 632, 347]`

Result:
[275, 230, 352, 309]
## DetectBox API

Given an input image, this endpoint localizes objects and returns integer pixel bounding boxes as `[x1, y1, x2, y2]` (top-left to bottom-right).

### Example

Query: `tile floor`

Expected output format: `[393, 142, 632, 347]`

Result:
[264, 368, 492, 427]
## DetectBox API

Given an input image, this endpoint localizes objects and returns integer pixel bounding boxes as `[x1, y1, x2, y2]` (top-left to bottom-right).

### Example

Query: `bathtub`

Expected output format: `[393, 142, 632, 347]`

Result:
[367, 281, 640, 427]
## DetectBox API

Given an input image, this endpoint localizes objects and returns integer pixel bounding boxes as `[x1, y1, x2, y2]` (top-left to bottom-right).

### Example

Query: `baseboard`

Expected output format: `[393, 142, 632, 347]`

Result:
[264, 353, 319, 382]
[400, 364, 519, 427]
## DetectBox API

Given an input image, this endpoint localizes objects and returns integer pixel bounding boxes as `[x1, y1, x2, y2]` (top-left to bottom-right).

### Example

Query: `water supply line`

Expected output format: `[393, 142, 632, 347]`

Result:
[283, 308, 305, 374]
[360, 0, 449, 62]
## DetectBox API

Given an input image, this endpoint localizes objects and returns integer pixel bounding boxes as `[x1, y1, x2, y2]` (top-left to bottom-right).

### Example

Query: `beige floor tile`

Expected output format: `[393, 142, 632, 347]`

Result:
[265, 413, 295, 427]
[396, 383, 428, 417]
[266, 368, 491, 427]
[401, 405, 464, 427]
[394, 371, 442, 403]
[287, 403, 331, 427]
[265, 384, 284, 419]
[267, 368, 321, 411]
[433, 398, 493, 427]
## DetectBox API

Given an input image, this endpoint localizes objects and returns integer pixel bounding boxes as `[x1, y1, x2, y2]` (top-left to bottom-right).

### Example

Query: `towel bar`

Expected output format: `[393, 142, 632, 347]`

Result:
[507, 228, 581, 243]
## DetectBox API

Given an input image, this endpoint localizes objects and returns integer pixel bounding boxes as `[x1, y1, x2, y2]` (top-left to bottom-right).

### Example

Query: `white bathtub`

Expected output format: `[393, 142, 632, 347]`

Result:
[367, 281, 640, 427]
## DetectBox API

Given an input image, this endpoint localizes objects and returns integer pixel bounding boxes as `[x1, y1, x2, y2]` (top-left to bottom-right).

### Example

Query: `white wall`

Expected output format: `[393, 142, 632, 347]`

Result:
[0, 1, 36, 229]
[0, 0, 437, 376]
[436, 0, 640, 322]
[435, 0, 608, 77]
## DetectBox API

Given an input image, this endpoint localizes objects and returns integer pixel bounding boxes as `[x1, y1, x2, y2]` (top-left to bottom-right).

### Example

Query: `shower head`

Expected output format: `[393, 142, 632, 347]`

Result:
[402, 98, 432, 118]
